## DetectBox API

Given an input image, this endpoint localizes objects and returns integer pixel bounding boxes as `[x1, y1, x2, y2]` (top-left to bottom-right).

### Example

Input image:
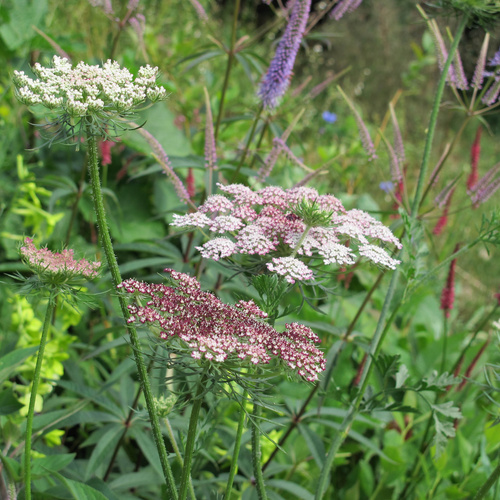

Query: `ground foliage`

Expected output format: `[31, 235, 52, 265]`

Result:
[0, 0, 500, 499]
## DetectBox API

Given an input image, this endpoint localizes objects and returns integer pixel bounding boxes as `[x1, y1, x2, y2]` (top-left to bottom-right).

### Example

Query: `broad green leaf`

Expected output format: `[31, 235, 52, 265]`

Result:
[0, 453, 21, 482]
[0, 388, 23, 415]
[118, 257, 175, 276]
[266, 479, 314, 500]
[395, 364, 410, 388]
[109, 467, 162, 490]
[297, 423, 325, 468]
[0, 0, 48, 50]
[122, 104, 191, 156]
[54, 380, 124, 417]
[85, 424, 123, 480]
[0, 346, 38, 384]
[130, 427, 163, 478]
[31, 454, 75, 476]
[57, 475, 109, 500]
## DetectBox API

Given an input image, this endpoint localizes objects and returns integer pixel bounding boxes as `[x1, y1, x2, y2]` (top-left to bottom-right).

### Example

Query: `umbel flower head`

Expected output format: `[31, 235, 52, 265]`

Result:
[172, 184, 401, 284]
[118, 269, 326, 381]
[20, 238, 101, 285]
[13, 56, 166, 141]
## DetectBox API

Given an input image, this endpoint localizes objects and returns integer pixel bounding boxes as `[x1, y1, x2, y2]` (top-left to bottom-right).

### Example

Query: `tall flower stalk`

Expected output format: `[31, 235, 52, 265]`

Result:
[23, 290, 56, 500]
[86, 130, 178, 498]
[13, 57, 178, 499]
[18, 238, 100, 499]
[313, 13, 468, 499]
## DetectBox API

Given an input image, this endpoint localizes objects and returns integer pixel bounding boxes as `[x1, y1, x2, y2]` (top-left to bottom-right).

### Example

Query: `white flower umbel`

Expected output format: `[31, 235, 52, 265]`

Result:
[13, 56, 167, 141]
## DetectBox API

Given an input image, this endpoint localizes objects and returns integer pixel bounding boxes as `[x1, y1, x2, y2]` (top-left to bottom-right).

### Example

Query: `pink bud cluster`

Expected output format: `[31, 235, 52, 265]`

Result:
[20, 238, 100, 279]
[118, 269, 326, 381]
[172, 184, 401, 283]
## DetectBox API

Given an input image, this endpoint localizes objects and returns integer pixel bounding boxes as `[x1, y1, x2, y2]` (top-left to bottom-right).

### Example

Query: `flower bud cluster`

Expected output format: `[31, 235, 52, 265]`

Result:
[118, 269, 326, 381]
[172, 184, 401, 284]
[20, 238, 100, 281]
[13, 56, 166, 118]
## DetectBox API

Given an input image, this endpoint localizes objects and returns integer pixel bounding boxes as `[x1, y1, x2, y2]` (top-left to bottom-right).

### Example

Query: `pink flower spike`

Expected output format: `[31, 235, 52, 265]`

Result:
[440, 244, 459, 318]
[467, 127, 482, 191]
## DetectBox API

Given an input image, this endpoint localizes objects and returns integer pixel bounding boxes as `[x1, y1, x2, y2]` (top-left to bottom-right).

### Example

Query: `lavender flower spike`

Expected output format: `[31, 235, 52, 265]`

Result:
[329, 0, 363, 21]
[258, 0, 311, 109]
[472, 33, 490, 90]
[133, 125, 191, 205]
[337, 85, 377, 160]
[469, 164, 500, 207]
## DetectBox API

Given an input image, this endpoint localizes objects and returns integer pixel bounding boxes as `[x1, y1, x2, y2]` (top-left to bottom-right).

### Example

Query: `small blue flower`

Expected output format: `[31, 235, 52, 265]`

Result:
[379, 181, 394, 193]
[322, 111, 337, 124]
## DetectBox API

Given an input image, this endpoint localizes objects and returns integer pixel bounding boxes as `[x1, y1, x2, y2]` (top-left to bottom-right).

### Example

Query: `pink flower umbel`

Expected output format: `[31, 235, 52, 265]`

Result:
[20, 238, 100, 282]
[118, 269, 326, 381]
[172, 184, 401, 283]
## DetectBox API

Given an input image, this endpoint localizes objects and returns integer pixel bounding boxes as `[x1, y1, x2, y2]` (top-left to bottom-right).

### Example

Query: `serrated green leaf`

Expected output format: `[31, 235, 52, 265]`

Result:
[432, 401, 463, 420]
[395, 364, 410, 388]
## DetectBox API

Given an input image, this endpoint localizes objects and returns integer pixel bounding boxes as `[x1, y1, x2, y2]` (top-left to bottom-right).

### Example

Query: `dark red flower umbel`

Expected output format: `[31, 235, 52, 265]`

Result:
[118, 269, 326, 381]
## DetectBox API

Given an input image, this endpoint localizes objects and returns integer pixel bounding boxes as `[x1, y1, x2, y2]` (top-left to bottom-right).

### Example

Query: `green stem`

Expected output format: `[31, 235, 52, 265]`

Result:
[440, 315, 449, 374]
[24, 289, 57, 500]
[474, 460, 500, 500]
[314, 14, 468, 499]
[179, 373, 207, 500]
[224, 390, 248, 499]
[411, 14, 468, 216]
[314, 266, 401, 499]
[251, 401, 268, 500]
[231, 104, 264, 182]
[86, 129, 178, 500]
[214, 0, 241, 142]
[164, 418, 196, 500]
[248, 120, 269, 170]
[262, 270, 386, 472]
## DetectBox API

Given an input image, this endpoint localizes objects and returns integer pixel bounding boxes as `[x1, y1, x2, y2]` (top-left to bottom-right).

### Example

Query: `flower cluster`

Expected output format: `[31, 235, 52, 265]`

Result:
[258, 0, 311, 108]
[171, 184, 401, 283]
[118, 269, 326, 381]
[20, 238, 100, 282]
[13, 56, 166, 119]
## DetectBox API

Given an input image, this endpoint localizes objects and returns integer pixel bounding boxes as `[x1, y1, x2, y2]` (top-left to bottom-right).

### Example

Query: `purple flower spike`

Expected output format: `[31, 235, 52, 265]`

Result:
[258, 0, 311, 109]
[472, 33, 490, 90]
[329, 0, 363, 21]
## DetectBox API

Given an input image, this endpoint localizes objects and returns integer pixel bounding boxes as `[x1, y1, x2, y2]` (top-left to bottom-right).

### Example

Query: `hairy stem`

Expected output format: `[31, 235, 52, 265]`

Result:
[251, 401, 268, 500]
[24, 289, 56, 500]
[86, 129, 178, 499]
[224, 391, 248, 499]
[178, 373, 207, 500]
